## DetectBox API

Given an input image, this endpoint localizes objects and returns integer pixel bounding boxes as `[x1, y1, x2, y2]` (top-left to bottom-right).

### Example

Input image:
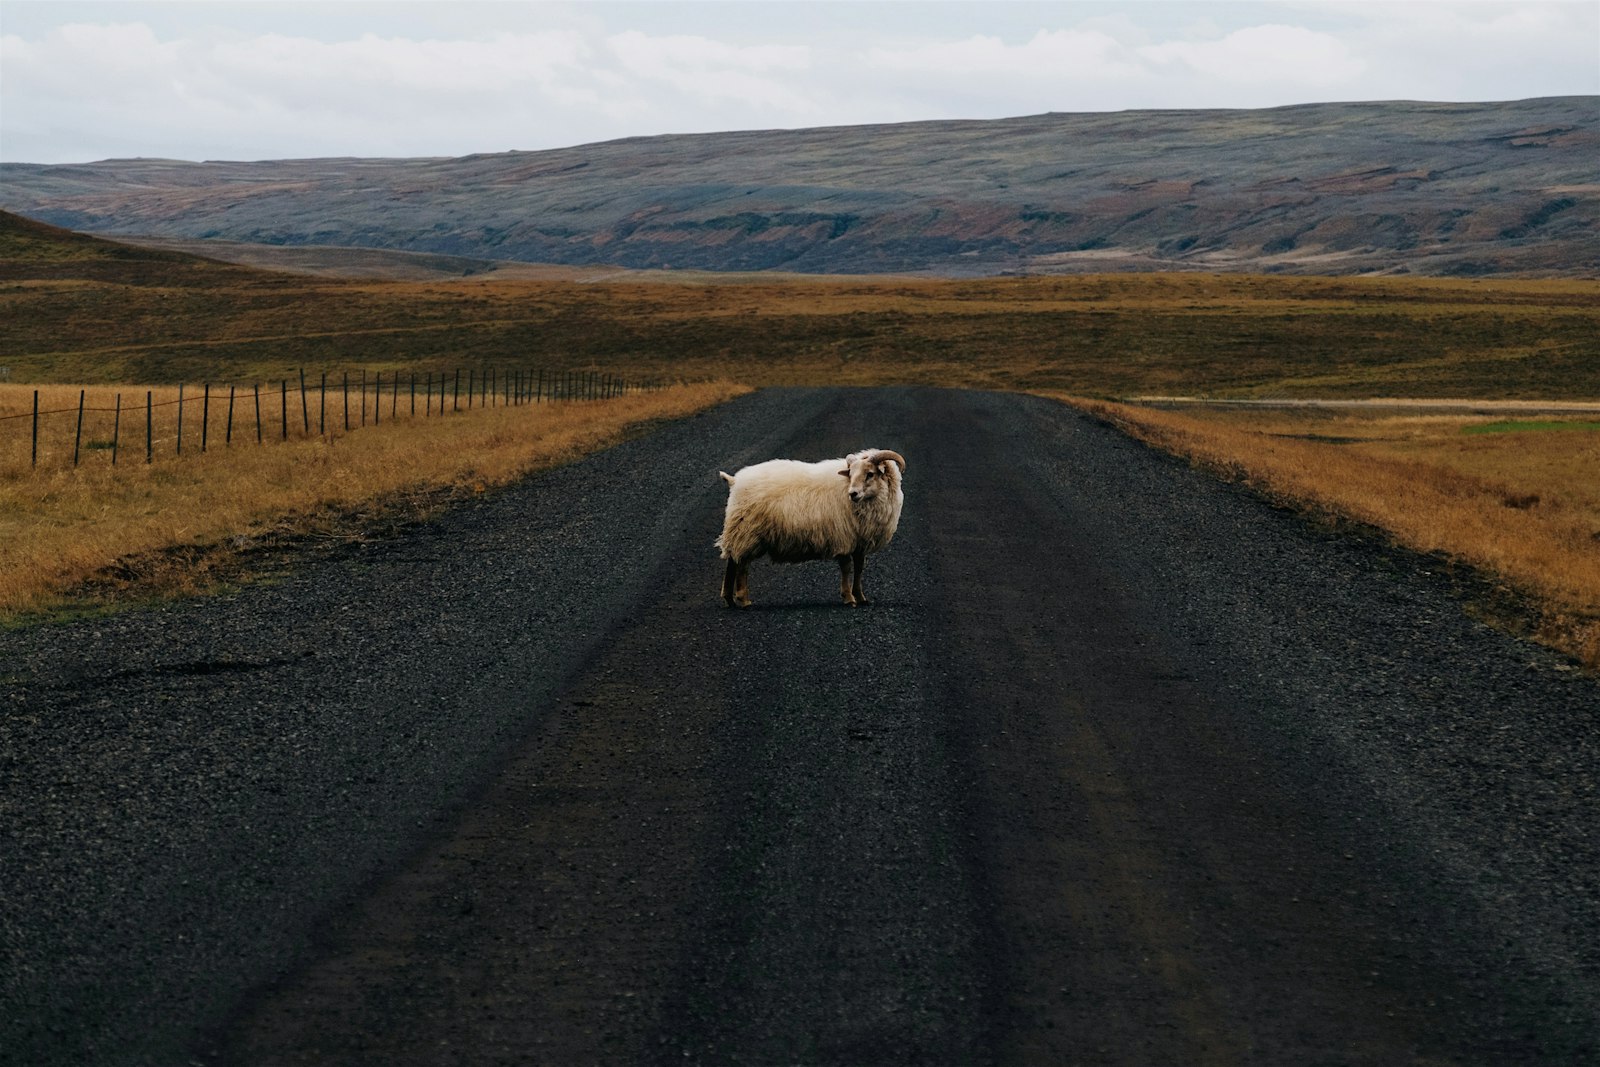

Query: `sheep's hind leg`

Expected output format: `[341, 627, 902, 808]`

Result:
[851, 547, 868, 605]
[722, 558, 739, 607]
[837, 554, 857, 606]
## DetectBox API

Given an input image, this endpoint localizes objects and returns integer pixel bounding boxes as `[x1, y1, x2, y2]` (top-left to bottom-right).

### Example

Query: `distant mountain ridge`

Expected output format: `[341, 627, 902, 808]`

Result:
[3, 98, 1597, 277]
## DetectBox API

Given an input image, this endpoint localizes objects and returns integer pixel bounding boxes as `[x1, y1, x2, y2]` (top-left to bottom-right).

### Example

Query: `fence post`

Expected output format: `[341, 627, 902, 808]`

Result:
[410, 371, 416, 416]
[73, 389, 85, 467]
[374, 372, 382, 426]
[202, 383, 210, 453]
[112, 393, 121, 466]
[392, 370, 398, 420]
[300, 369, 310, 434]
[254, 383, 262, 444]
[227, 385, 235, 445]
[343, 372, 350, 432]
[537, 369, 543, 404]
[320, 373, 326, 435]
[467, 369, 475, 410]
[177, 383, 185, 455]
[425, 372, 432, 416]
[361, 369, 367, 427]
[31, 390, 38, 467]
[454, 369, 460, 412]
[146, 390, 152, 464]
[281, 379, 288, 440]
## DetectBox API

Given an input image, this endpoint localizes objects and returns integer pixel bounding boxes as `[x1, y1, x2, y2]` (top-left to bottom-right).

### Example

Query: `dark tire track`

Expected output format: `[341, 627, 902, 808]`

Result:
[3, 387, 1598, 1065]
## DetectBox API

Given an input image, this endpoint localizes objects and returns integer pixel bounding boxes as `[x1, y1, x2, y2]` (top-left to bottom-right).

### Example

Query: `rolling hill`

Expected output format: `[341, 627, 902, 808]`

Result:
[3, 98, 1597, 278]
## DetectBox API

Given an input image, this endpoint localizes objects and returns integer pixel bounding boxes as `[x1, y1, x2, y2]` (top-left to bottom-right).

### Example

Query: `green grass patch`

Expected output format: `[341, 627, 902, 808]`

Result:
[1463, 420, 1600, 435]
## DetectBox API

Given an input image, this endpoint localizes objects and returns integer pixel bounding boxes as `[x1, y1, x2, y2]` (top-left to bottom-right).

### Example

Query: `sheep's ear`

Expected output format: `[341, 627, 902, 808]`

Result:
[838, 468, 849, 477]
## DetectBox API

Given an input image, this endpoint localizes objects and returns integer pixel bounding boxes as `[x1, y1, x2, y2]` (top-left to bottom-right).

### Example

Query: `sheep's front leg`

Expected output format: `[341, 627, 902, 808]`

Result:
[837, 554, 857, 606]
[851, 547, 868, 605]
[733, 560, 752, 608]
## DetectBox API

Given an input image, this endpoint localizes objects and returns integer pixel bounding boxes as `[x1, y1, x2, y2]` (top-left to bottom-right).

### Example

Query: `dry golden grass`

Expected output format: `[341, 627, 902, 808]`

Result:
[0, 380, 748, 618]
[1061, 398, 1600, 669]
[8, 216, 1599, 647]
[6, 266, 1597, 400]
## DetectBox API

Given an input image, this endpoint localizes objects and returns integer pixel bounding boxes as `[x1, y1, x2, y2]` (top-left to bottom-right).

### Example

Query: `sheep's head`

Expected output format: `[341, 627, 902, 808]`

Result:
[839, 449, 907, 504]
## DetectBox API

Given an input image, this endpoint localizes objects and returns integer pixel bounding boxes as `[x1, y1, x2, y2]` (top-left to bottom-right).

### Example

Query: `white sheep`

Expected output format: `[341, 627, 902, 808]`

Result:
[715, 448, 907, 608]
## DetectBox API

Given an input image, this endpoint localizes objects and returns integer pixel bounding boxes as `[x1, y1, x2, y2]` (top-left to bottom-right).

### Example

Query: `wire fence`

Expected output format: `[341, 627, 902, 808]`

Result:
[3, 366, 656, 474]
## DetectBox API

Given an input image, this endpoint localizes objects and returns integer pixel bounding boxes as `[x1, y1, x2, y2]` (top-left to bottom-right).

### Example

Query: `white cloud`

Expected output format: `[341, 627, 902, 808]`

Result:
[0, 3, 1593, 163]
[866, 29, 1143, 82]
[606, 31, 815, 113]
[1139, 24, 1364, 86]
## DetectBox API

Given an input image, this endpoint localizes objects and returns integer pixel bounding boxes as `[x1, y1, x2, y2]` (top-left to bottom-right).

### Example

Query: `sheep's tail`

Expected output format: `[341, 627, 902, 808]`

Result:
[719, 471, 735, 486]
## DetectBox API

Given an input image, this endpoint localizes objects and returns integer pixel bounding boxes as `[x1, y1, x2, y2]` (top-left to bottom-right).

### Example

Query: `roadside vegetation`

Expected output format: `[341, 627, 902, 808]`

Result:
[1064, 400, 1600, 670]
[0, 381, 747, 619]
[4, 211, 1598, 656]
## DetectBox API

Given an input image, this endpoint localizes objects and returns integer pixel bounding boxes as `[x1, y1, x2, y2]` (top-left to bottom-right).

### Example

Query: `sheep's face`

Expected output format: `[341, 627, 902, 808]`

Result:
[840, 452, 899, 505]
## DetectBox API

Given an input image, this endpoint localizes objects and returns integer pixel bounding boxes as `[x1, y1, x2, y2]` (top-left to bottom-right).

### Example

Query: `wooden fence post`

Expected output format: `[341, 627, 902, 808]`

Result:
[73, 389, 85, 467]
[112, 393, 121, 466]
[454, 369, 461, 412]
[467, 369, 475, 410]
[425, 372, 433, 416]
[320, 373, 326, 435]
[361, 369, 367, 427]
[202, 383, 210, 453]
[281, 379, 288, 440]
[300, 369, 310, 434]
[374, 372, 382, 425]
[537, 369, 543, 403]
[343, 372, 350, 432]
[146, 391, 152, 464]
[254, 383, 263, 444]
[410, 371, 416, 416]
[31, 389, 38, 467]
[176, 383, 185, 455]
[392, 371, 399, 419]
[227, 385, 236, 445]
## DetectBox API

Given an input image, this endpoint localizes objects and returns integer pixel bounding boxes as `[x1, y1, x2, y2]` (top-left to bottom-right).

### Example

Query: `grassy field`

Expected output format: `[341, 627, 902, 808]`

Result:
[1065, 399, 1600, 669]
[5, 209, 1598, 398]
[0, 381, 747, 619]
[4, 211, 1599, 659]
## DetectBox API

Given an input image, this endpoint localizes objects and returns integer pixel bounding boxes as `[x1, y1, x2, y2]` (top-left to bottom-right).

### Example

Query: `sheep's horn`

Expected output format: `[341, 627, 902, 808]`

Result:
[872, 450, 907, 472]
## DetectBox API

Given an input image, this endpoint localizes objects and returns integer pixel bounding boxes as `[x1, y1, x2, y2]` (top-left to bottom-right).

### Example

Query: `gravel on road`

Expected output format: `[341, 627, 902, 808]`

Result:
[3, 387, 1597, 1065]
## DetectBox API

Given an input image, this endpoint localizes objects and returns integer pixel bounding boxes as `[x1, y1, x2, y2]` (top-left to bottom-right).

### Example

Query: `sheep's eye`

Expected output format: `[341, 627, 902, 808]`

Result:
[865, 471, 875, 479]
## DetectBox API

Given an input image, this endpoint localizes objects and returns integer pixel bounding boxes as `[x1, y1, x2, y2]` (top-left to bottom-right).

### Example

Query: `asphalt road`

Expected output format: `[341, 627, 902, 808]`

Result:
[3, 387, 1598, 1066]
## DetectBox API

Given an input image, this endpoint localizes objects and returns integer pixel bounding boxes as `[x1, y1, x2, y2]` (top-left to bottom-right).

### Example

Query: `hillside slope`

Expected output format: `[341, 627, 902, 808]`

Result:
[4, 98, 1598, 277]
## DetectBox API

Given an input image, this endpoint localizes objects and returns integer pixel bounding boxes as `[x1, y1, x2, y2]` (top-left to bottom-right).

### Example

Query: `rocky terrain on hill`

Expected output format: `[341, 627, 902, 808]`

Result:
[3, 98, 1596, 277]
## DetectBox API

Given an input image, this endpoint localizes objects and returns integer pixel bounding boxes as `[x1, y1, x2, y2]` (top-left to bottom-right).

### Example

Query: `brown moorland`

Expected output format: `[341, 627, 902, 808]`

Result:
[4, 211, 1597, 397]
[3, 211, 1598, 666]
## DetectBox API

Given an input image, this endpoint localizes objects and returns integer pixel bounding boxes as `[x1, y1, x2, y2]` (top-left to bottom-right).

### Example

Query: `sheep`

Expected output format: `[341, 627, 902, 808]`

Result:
[715, 448, 907, 608]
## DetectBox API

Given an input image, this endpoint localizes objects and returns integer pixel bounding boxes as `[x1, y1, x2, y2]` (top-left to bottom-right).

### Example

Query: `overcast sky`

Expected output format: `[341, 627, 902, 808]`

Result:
[2, 1, 1596, 164]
